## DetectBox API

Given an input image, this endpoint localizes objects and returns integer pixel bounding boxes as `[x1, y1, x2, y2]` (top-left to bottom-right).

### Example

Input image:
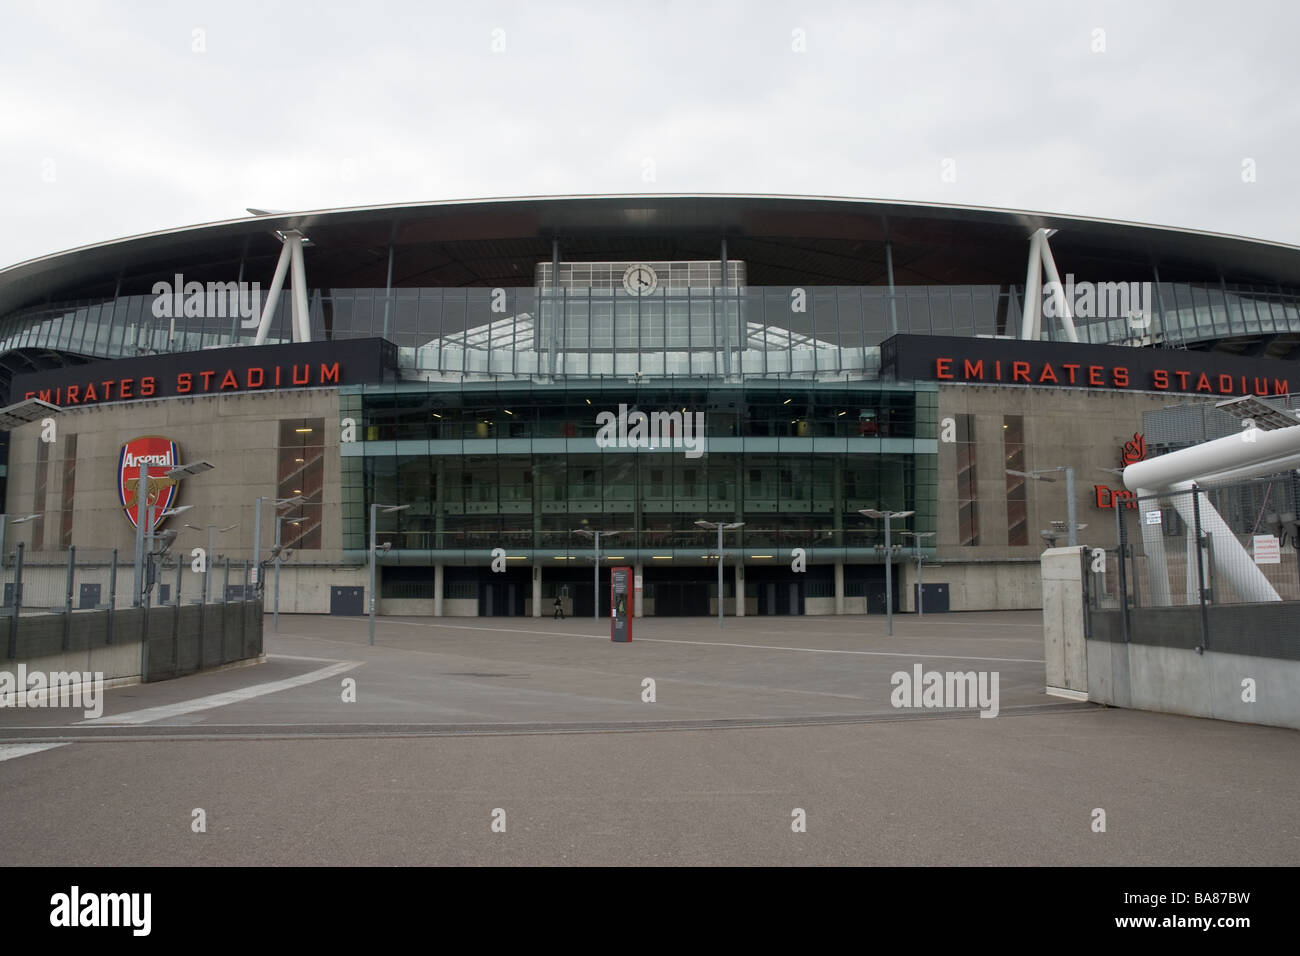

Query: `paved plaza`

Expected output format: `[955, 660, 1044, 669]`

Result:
[1, 611, 1296, 866]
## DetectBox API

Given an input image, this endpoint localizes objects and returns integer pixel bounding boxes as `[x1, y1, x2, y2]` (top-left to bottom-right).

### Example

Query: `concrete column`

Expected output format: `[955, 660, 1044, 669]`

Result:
[834, 561, 845, 615]
[734, 562, 745, 617]
[634, 562, 643, 617]
[433, 564, 444, 617]
[532, 564, 542, 618]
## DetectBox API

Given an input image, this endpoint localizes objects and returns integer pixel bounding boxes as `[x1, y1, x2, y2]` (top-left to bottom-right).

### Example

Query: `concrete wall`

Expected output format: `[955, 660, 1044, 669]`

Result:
[1086, 639, 1300, 731]
[916, 561, 1042, 611]
[11, 613, 143, 683]
[268, 565, 366, 613]
[1043, 551, 1300, 728]
[5, 382, 348, 582]
[1040, 547, 1088, 695]
[4, 601, 262, 683]
[937, 386, 1188, 561]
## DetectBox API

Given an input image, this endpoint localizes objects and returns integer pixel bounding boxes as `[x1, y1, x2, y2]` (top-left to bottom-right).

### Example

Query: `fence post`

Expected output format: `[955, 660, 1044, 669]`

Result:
[140, 592, 150, 683]
[108, 549, 117, 645]
[241, 560, 248, 658]
[5, 541, 21, 660]
[1192, 488, 1210, 651]
[1115, 503, 1129, 643]
[63, 546, 75, 651]
[7, 542, 23, 659]
[197, 555, 205, 670]
[221, 558, 231, 663]
[1080, 546, 1092, 638]
[173, 559, 183, 670]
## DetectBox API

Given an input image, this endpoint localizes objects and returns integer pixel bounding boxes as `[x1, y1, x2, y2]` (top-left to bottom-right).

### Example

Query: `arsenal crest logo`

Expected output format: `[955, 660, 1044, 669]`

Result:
[118, 435, 180, 531]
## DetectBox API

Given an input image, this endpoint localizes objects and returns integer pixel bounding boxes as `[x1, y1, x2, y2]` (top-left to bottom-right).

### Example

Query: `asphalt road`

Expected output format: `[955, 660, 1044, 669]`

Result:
[1, 611, 1296, 866]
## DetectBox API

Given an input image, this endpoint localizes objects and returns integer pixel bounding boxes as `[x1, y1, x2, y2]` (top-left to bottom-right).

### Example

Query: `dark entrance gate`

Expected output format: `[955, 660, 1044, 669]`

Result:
[757, 580, 804, 615]
[330, 586, 364, 616]
[651, 581, 709, 616]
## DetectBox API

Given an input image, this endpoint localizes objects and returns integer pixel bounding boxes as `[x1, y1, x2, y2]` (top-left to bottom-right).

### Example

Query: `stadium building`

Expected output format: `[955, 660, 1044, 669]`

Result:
[0, 195, 1297, 618]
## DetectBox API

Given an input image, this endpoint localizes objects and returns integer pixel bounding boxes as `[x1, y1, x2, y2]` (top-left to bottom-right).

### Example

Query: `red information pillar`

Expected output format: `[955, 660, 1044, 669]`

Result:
[610, 566, 633, 642]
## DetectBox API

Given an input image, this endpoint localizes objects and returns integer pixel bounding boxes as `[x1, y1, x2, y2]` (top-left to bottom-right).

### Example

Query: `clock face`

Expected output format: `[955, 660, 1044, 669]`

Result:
[622, 264, 658, 296]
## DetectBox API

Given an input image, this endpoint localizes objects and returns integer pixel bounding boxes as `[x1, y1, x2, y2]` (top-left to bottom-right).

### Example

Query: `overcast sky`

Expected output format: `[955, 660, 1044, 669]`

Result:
[2, 0, 1298, 269]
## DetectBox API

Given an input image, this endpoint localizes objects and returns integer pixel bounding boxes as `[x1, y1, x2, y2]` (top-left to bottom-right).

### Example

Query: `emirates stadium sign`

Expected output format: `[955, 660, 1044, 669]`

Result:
[882, 333, 1292, 397]
[11, 338, 396, 408]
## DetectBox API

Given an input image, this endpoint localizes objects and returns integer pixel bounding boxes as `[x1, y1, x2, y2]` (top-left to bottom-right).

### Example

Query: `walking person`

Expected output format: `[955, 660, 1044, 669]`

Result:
[553, 595, 565, 620]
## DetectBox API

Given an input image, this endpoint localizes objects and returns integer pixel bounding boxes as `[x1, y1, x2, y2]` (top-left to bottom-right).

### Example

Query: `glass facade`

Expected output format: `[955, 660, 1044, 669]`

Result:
[7, 280, 1295, 382]
[337, 381, 938, 564]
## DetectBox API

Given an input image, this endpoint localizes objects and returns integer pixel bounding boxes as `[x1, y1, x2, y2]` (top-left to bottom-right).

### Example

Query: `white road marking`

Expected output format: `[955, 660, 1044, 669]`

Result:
[83, 661, 362, 726]
[0, 742, 69, 762]
[379, 620, 1043, 663]
[634, 637, 1045, 664]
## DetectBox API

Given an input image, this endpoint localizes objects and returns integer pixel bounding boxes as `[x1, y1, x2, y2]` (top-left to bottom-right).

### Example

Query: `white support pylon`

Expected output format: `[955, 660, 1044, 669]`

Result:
[1136, 487, 1173, 607]
[1020, 228, 1080, 343]
[253, 240, 293, 346]
[1166, 480, 1280, 604]
[1038, 233, 1079, 343]
[288, 231, 310, 343]
[1124, 427, 1300, 606]
[1020, 229, 1044, 340]
[252, 229, 311, 345]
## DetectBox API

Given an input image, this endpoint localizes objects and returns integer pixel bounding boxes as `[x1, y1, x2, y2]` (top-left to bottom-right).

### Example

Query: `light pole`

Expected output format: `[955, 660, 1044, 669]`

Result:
[899, 531, 936, 616]
[370, 503, 410, 646]
[252, 495, 305, 595]
[132, 460, 212, 606]
[0, 513, 39, 568]
[1007, 466, 1078, 546]
[573, 528, 621, 619]
[185, 522, 238, 604]
[272, 514, 302, 632]
[860, 508, 914, 636]
[694, 520, 745, 628]
[2, 514, 38, 655]
[144, 507, 189, 606]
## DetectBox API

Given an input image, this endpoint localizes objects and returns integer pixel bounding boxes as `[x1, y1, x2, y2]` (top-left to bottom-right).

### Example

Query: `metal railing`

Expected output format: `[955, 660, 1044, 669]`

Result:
[1092, 477, 1300, 648]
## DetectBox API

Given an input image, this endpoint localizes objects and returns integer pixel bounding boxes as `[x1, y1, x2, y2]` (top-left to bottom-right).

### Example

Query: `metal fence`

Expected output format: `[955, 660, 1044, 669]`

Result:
[0, 545, 260, 620]
[1089, 475, 1300, 645]
[1, 544, 266, 681]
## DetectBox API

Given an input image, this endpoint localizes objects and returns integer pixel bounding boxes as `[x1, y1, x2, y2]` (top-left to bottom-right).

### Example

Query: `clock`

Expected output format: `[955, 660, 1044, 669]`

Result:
[622, 263, 658, 296]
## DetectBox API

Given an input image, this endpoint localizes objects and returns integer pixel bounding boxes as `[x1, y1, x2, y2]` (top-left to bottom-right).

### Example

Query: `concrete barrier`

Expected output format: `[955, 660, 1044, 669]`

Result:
[1042, 551, 1300, 729]
[3, 600, 263, 684]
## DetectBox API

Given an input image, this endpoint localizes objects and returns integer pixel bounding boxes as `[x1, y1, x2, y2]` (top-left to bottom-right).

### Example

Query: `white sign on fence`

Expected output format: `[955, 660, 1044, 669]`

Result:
[1144, 511, 1162, 526]
[1253, 534, 1281, 565]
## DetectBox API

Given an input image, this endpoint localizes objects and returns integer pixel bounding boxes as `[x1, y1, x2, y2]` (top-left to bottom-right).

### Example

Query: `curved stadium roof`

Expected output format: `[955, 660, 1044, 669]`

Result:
[5, 194, 1300, 316]
[1, 195, 1298, 397]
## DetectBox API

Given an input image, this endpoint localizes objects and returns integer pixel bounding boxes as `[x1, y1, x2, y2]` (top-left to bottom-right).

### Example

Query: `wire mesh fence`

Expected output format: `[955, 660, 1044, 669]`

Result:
[0, 544, 263, 619]
[1090, 474, 1300, 648]
[1115, 477, 1300, 608]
